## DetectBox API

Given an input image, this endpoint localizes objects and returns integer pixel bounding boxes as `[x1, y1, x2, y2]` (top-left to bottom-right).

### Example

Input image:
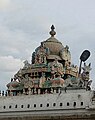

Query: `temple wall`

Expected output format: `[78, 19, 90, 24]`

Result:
[0, 89, 94, 120]
[0, 89, 92, 113]
[0, 114, 95, 120]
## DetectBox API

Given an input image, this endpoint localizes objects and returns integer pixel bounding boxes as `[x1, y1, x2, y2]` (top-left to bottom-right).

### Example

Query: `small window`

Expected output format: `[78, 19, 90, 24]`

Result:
[27, 104, 30, 108]
[81, 102, 83, 106]
[53, 103, 56, 107]
[21, 105, 23, 108]
[47, 103, 49, 107]
[15, 105, 17, 108]
[73, 102, 76, 107]
[9, 105, 12, 109]
[34, 104, 36, 108]
[67, 102, 69, 106]
[40, 104, 42, 107]
[60, 103, 63, 106]
[3, 106, 6, 109]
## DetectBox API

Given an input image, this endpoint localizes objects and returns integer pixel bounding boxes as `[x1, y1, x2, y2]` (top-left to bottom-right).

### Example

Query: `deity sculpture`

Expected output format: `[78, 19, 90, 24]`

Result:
[34, 42, 50, 64]
[48, 58, 64, 78]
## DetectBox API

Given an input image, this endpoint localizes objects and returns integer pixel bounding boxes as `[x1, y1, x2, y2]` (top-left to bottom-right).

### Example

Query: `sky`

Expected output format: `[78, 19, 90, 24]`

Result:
[0, 0, 95, 90]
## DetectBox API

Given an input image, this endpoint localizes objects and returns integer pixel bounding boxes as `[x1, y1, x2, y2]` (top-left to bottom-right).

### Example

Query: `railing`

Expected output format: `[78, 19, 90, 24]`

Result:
[0, 90, 8, 97]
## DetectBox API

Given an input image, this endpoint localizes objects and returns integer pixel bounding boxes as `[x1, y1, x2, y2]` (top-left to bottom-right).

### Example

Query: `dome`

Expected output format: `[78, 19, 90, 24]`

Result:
[32, 25, 65, 63]
[43, 36, 64, 56]
[43, 25, 64, 60]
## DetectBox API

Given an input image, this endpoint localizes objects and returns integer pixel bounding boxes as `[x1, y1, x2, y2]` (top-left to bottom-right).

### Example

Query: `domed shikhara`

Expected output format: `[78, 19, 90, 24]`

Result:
[44, 25, 63, 57]
[32, 25, 70, 62]
[43, 36, 64, 59]
[6, 25, 83, 96]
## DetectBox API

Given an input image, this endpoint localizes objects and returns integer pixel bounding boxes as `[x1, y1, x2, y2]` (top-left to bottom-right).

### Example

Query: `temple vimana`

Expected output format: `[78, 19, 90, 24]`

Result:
[6, 25, 91, 96]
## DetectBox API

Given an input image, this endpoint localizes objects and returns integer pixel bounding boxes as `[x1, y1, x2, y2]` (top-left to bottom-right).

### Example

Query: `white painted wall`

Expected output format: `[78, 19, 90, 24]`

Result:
[0, 89, 94, 113]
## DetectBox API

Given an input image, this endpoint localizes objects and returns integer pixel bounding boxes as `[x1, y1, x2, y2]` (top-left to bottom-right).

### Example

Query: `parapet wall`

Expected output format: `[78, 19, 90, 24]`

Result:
[0, 114, 95, 120]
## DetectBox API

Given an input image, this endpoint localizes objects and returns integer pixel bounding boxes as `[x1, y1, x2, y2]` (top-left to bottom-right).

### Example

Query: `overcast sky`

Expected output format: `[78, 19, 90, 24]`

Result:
[0, 0, 95, 90]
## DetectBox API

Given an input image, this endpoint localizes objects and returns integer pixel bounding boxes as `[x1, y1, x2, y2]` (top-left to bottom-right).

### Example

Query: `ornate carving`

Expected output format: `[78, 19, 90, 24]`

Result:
[51, 76, 64, 87]
[39, 73, 46, 88]
[23, 60, 30, 69]
[34, 42, 50, 64]
[60, 45, 71, 64]
[6, 25, 92, 96]
[48, 58, 64, 78]
[81, 63, 92, 87]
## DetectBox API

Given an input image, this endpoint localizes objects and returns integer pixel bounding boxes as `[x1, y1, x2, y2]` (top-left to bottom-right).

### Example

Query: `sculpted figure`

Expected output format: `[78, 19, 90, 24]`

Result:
[64, 75, 81, 87]
[81, 63, 92, 87]
[51, 75, 64, 87]
[48, 58, 64, 78]
[14, 69, 23, 82]
[60, 45, 71, 64]
[23, 60, 30, 69]
[34, 42, 50, 64]
[64, 75, 73, 87]
[39, 73, 46, 88]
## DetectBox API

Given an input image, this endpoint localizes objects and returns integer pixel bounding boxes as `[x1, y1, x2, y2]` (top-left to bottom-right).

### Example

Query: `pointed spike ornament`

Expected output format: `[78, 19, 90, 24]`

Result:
[49, 25, 56, 37]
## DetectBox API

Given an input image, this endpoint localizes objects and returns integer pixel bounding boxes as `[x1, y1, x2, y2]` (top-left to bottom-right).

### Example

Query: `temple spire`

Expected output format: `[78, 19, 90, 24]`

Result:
[49, 25, 56, 37]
